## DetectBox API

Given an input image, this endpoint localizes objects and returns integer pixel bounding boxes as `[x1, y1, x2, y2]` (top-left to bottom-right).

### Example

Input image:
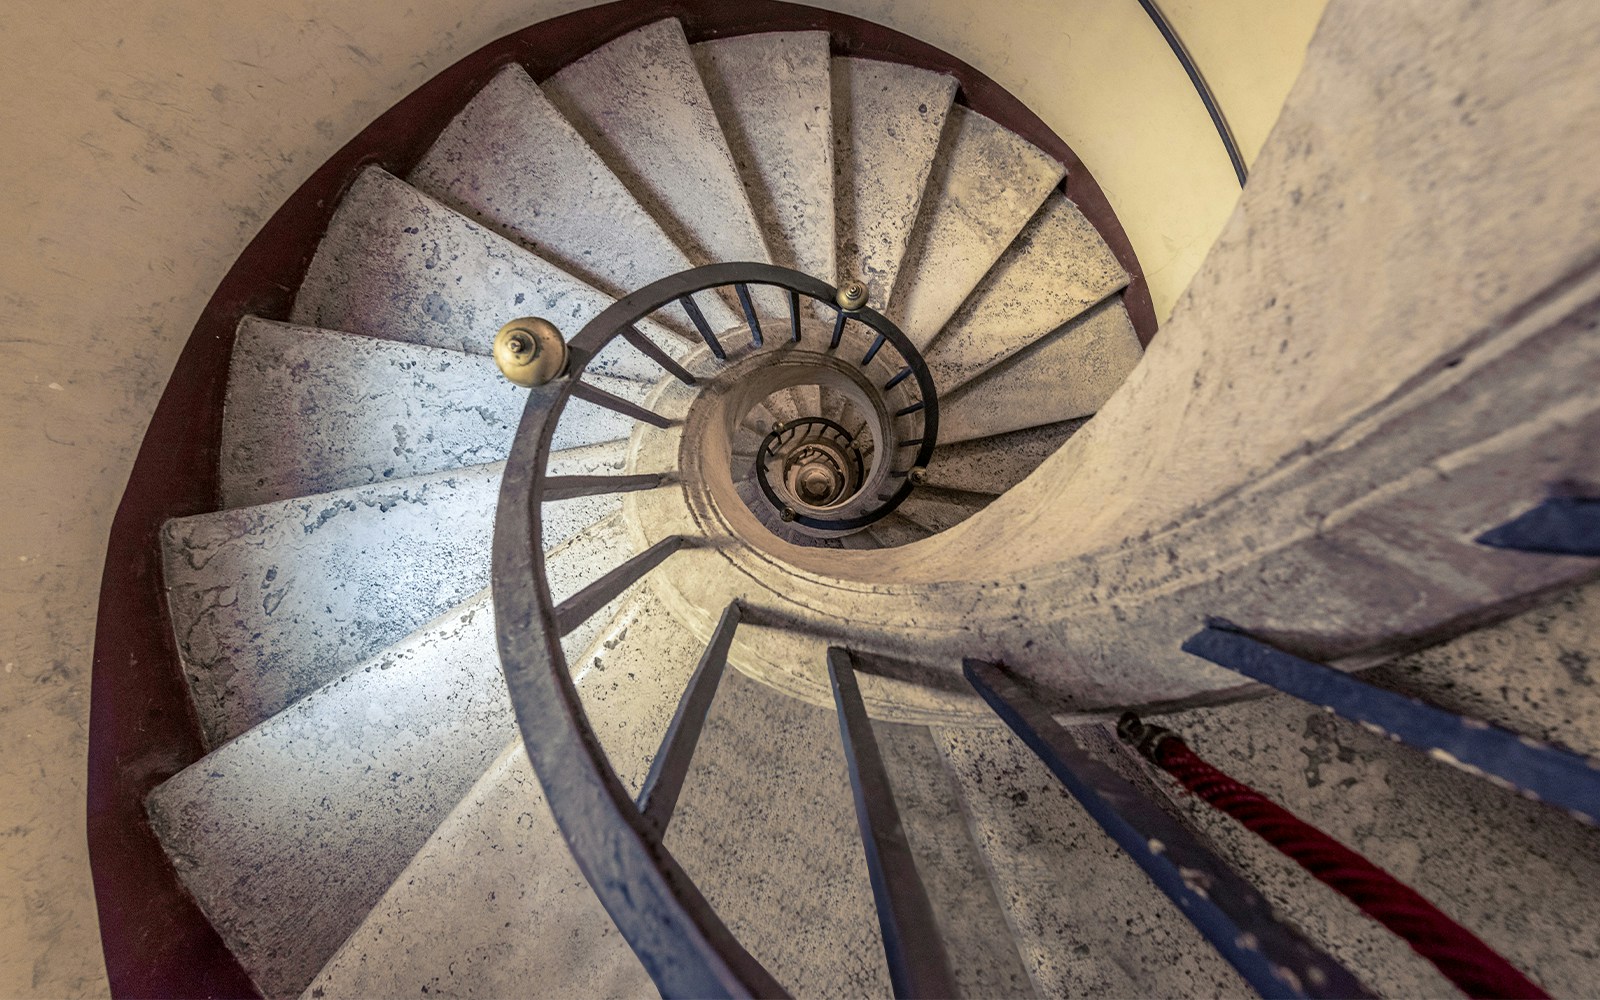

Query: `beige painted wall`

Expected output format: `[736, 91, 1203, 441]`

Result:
[0, 2, 1318, 995]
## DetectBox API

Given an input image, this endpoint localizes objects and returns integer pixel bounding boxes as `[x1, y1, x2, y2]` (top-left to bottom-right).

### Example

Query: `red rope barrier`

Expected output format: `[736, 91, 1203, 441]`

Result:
[1119, 715, 1548, 1000]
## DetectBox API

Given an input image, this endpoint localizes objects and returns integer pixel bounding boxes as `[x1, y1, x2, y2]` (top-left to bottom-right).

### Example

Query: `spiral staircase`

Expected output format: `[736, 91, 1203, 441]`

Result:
[89, 6, 1600, 1000]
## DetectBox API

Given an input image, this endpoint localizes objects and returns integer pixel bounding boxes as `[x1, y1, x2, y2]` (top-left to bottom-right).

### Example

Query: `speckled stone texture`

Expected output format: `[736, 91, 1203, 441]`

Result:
[147, 592, 515, 999]
[410, 64, 700, 315]
[888, 106, 1065, 350]
[544, 20, 770, 272]
[895, 487, 989, 534]
[923, 421, 1085, 495]
[220, 318, 524, 508]
[162, 464, 502, 747]
[932, 725, 1249, 998]
[875, 722, 1035, 998]
[693, 32, 835, 287]
[923, 192, 1129, 393]
[864, 512, 931, 548]
[939, 295, 1141, 444]
[290, 167, 623, 356]
[666, 666, 892, 998]
[831, 57, 957, 304]
[301, 744, 655, 1000]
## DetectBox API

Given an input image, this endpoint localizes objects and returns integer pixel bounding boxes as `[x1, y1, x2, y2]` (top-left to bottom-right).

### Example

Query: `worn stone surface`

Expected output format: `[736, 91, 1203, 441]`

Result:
[545, 20, 770, 271]
[220, 318, 524, 507]
[162, 465, 502, 747]
[888, 106, 1065, 350]
[302, 743, 655, 1000]
[894, 487, 988, 535]
[694, 32, 835, 289]
[923, 192, 1129, 393]
[291, 167, 622, 356]
[864, 512, 932, 548]
[938, 296, 1141, 444]
[932, 725, 1249, 998]
[667, 667, 892, 998]
[923, 420, 1085, 495]
[876, 722, 1035, 999]
[410, 64, 699, 316]
[831, 57, 957, 304]
[147, 592, 514, 999]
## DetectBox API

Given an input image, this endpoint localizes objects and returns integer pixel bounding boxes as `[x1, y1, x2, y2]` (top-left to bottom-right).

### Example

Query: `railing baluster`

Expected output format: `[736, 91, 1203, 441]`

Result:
[542, 474, 667, 500]
[637, 602, 741, 834]
[788, 289, 802, 343]
[735, 283, 764, 347]
[895, 401, 925, 417]
[964, 658, 1370, 1000]
[883, 366, 913, 391]
[897, 438, 924, 448]
[1183, 625, 1600, 824]
[861, 334, 887, 367]
[677, 294, 725, 360]
[620, 325, 697, 386]
[553, 536, 688, 635]
[829, 310, 847, 350]
[1475, 496, 1600, 556]
[827, 648, 957, 1000]
[570, 380, 674, 429]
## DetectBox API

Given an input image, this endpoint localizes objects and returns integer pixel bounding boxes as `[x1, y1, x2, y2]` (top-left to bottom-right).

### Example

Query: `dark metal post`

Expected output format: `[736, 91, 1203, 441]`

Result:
[678, 294, 726, 360]
[787, 289, 802, 343]
[541, 473, 666, 501]
[637, 602, 741, 834]
[1475, 496, 1600, 556]
[964, 658, 1369, 1000]
[829, 310, 847, 350]
[827, 648, 958, 1000]
[570, 380, 674, 429]
[621, 325, 698, 386]
[735, 283, 764, 347]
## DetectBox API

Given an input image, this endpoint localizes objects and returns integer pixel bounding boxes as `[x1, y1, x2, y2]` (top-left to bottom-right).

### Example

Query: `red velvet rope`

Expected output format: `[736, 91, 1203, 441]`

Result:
[1151, 737, 1548, 1000]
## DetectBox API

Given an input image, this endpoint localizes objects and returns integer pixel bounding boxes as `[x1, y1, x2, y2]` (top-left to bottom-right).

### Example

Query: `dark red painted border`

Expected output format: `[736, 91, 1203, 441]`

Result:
[87, 3, 1153, 996]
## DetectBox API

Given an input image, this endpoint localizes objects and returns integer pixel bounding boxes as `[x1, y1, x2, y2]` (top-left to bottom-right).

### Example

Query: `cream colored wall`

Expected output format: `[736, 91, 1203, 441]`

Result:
[0, 2, 1318, 995]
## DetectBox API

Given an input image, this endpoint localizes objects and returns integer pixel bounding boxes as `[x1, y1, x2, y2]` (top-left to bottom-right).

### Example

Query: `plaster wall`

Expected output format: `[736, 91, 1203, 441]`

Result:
[0, 2, 1314, 995]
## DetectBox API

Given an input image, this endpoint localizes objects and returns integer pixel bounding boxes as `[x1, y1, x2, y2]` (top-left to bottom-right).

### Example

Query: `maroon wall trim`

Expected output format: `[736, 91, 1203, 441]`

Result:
[87, 3, 1153, 996]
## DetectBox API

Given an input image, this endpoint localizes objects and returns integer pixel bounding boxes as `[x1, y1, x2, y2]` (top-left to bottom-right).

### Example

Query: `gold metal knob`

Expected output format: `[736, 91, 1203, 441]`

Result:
[835, 280, 868, 312]
[907, 466, 928, 486]
[493, 317, 568, 387]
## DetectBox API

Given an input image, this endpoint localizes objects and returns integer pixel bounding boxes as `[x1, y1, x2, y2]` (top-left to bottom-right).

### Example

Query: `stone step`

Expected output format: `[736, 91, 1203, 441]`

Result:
[693, 31, 835, 288]
[408, 63, 725, 339]
[148, 591, 515, 1000]
[666, 664, 891, 996]
[291, 166, 637, 357]
[923, 192, 1130, 394]
[220, 318, 524, 508]
[938, 296, 1141, 444]
[832, 57, 957, 306]
[922, 421, 1086, 496]
[894, 486, 990, 534]
[888, 105, 1065, 351]
[163, 462, 626, 747]
[864, 511, 931, 548]
[300, 741, 653, 1000]
[931, 724, 1248, 997]
[544, 19, 770, 272]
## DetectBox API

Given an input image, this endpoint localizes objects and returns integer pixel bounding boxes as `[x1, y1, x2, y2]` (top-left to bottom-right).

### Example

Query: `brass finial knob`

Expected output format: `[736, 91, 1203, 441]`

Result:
[835, 280, 868, 312]
[493, 318, 568, 387]
[780, 506, 797, 523]
[907, 466, 928, 486]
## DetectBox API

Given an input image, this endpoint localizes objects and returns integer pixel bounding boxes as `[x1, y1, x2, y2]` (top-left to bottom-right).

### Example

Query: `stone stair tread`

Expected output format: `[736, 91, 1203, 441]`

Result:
[931, 724, 1248, 997]
[291, 166, 631, 357]
[147, 591, 515, 1000]
[864, 511, 931, 547]
[894, 487, 990, 534]
[889, 105, 1066, 351]
[924, 192, 1130, 393]
[300, 741, 655, 1000]
[833, 57, 958, 304]
[666, 666, 891, 997]
[692, 31, 835, 287]
[543, 19, 770, 271]
[923, 421, 1087, 495]
[220, 318, 525, 508]
[409, 63, 707, 336]
[938, 296, 1141, 444]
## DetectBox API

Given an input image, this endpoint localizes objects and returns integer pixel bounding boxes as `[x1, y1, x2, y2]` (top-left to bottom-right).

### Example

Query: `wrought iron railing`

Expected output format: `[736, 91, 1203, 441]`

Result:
[493, 264, 1593, 999]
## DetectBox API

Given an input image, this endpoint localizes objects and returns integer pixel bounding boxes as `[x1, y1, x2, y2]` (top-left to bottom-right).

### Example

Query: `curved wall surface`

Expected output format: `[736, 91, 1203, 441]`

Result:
[0, 2, 1318, 995]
